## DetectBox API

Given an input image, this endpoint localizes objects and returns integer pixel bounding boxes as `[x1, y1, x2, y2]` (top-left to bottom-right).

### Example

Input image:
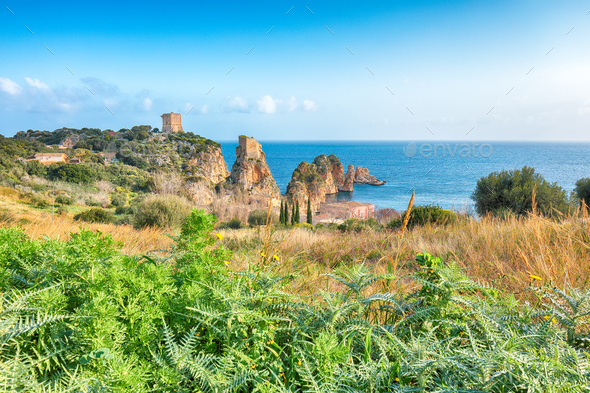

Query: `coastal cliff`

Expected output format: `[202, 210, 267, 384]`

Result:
[228, 136, 280, 199]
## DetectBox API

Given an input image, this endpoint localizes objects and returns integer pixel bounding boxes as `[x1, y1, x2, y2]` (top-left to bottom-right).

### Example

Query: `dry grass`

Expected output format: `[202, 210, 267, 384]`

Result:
[219, 210, 590, 296]
[0, 195, 170, 254]
[3, 189, 590, 296]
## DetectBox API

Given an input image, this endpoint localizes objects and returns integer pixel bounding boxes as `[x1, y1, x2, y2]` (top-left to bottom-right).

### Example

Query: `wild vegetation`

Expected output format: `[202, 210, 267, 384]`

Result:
[2, 208, 590, 392]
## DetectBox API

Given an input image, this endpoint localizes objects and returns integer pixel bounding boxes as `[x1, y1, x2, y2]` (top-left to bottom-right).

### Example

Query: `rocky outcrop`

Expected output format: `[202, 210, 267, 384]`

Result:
[286, 154, 346, 212]
[354, 166, 386, 186]
[342, 164, 355, 192]
[228, 136, 280, 198]
[185, 181, 215, 206]
[286, 155, 385, 212]
[186, 146, 229, 184]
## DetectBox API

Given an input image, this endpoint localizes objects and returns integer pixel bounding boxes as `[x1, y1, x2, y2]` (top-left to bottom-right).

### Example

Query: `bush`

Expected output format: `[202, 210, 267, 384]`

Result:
[247, 209, 278, 226]
[295, 222, 314, 230]
[133, 194, 193, 229]
[574, 178, 590, 208]
[338, 217, 380, 232]
[47, 163, 95, 184]
[55, 195, 73, 205]
[217, 218, 242, 230]
[85, 198, 102, 207]
[21, 192, 48, 207]
[26, 160, 46, 177]
[115, 205, 131, 215]
[109, 192, 127, 207]
[74, 208, 114, 223]
[472, 166, 570, 217]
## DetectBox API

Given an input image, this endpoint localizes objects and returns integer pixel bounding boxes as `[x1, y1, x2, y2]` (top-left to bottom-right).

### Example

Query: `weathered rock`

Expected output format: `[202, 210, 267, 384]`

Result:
[286, 154, 346, 212]
[187, 146, 229, 184]
[354, 166, 386, 185]
[185, 180, 214, 206]
[228, 136, 280, 198]
[342, 164, 355, 192]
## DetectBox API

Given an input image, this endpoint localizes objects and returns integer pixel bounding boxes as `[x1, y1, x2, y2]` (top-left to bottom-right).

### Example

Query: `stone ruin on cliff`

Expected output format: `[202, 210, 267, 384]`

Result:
[161, 112, 183, 133]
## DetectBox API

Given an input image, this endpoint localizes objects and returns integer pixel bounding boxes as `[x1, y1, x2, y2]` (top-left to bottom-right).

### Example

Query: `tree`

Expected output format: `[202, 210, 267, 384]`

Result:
[295, 200, 300, 224]
[26, 160, 46, 177]
[291, 203, 296, 225]
[574, 178, 590, 208]
[306, 196, 312, 225]
[279, 201, 284, 224]
[47, 163, 94, 184]
[471, 166, 570, 217]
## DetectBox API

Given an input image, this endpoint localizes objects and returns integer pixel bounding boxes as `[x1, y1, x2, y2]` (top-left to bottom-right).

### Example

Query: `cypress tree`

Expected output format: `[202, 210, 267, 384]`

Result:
[279, 201, 284, 224]
[306, 196, 312, 225]
[295, 201, 300, 223]
[291, 203, 295, 225]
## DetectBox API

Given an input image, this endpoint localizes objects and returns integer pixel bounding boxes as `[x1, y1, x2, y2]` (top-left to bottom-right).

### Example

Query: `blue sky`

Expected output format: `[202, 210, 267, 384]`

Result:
[1, 0, 590, 141]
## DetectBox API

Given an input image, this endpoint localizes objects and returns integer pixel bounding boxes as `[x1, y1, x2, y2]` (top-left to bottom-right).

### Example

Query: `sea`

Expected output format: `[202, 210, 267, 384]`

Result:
[219, 141, 590, 212]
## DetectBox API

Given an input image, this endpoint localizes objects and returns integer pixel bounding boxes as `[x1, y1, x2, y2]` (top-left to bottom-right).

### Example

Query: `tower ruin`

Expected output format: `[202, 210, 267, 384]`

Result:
[161, 112, 183, 133]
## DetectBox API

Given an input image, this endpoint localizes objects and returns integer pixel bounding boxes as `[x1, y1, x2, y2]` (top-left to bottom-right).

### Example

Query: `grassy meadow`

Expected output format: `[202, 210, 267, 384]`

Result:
[2, 192, 590, 391]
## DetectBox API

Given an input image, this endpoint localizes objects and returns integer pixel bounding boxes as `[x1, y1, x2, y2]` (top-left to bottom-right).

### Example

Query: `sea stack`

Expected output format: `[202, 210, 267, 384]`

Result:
[228, 135, 280, 198]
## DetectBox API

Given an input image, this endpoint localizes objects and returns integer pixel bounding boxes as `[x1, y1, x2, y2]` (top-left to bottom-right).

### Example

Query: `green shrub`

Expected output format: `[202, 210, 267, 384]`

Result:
[386, 217, 402, 229]
[21, 192, 48, 207]
[74, 207, 114, 223]
[472, 166, 570, 217]
[26, 160, 46, 177]
[295, 222, 314, 230]
[84, 198, 102, 207]
[574, 178, 590, 208]
[109, 192, 127, 207]
[133, 194, 193, 229]
[55, 195, 73, 205]
[338, 217, 380, 232]
[247, 209, 278, 226]
[115, 205, 131, 215]
[218, 218, 242, 229]
[47, 163, 95, 184]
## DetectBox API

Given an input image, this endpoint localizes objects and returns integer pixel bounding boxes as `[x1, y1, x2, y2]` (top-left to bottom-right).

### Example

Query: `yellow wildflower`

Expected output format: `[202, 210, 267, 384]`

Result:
[216, 233, 223, 241]
[298, 361, 301, 365]
[273, 254, 280, 261]
[223, 261, 230, 265]
[529, 274, 542, 281]
[261, 252, 266, 257]
[395, 377, 399, 382]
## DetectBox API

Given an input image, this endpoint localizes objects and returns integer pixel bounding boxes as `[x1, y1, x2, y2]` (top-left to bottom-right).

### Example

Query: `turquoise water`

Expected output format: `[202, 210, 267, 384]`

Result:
[219, 141, 590, 211]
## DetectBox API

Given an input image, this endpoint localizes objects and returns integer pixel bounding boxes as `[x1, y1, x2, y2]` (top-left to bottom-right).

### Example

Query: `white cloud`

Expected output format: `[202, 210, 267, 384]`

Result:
[143, 97, 153, 111]
[257, 95, 277, 114]
[302, 99, 318, 111]
[0, 77, 22, 95]
[287, 96, 298, 112]
[579, 99, 590, 115]
[200, 104, 210, 114]
[24, 77, 49, 90]
[226, 96, 249, 112]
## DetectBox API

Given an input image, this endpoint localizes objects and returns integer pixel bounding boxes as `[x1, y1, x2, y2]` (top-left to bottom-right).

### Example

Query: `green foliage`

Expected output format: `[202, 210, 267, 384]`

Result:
[47, 163, 95, 184]
[574, 177, 590, 208]
[74, 207, 114, 223]
[472, 166, 570, 217]
[133, 194, 193, 229]
[291, 204, 295, 225]
[109, 192, 127, 207]
[26, 160, 47, 177]
[279, 201, 284, 224]
[2, 212, 590, 391]
[388, 204, 457, 229]
[248, 209, 275, 226]
[55, 195, 73, 205]
[218, 218, 242, 229]
[295, 200, 300, 223]
[338, 217, 380, 232]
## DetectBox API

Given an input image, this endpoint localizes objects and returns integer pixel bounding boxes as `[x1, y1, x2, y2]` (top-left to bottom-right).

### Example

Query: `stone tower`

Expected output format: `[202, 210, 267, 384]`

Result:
[238, 135, 262, 159]
[161, 112, 183, 133]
